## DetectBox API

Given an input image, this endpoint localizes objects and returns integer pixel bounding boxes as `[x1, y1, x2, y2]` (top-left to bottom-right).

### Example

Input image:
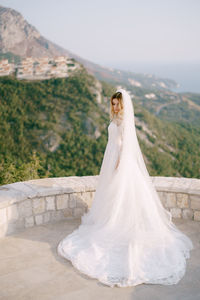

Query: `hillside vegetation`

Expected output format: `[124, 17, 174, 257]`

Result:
[0, 67, 200, 185]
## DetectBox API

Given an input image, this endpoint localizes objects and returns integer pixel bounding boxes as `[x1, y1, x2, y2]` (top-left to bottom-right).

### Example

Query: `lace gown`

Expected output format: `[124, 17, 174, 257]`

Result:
[57, 119, 193, 288]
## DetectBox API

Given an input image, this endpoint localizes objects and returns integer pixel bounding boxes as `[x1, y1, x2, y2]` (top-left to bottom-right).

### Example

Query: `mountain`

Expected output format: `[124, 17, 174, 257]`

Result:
[0, 5, 69, 58]
[0, 5, 178, 91]
[0, 4, 199, 185]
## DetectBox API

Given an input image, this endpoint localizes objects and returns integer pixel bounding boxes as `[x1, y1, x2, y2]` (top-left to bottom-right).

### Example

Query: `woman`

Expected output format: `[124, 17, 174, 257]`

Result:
[57, 88, 193, 288]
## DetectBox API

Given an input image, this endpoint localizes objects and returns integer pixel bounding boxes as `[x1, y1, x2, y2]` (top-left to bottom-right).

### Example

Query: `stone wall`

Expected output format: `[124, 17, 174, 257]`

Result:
[0, 176, 199, 238]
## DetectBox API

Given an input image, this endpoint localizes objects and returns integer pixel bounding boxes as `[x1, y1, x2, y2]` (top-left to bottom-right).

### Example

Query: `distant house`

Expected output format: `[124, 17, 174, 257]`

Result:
[0, 56, 80, 80]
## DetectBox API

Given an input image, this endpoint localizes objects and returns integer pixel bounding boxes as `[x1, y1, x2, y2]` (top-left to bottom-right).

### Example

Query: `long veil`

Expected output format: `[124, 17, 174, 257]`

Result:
[114, 88, 174, 227]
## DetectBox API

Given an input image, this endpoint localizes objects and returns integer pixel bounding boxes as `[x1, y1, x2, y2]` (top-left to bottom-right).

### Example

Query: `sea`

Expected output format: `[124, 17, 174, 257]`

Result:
[104, 61, 200, 94]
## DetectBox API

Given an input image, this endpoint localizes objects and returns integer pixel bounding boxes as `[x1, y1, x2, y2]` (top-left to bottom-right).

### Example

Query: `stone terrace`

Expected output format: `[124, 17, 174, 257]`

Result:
[0, 176, 200, 238]
[0, 176, 200, 299]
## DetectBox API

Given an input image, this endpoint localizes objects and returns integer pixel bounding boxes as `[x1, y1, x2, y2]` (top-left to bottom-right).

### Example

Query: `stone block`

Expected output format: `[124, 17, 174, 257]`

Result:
[25, 216, 34, 228]
[33, 197, 45, 215]
[6, 219, 24, 235]
[0, 224, 7, 238]
[194, 211, 200, 221]
[63, 208, 73, 218]
[176, 193, 189, 208]
[50, 210, 63, 222]
[190, 195, 200, 210]
[43, 211, 51, 223]
[68, 194, 77, 208]
[0, 207, 7, 225]
[80, 191, 93, 208]
[7, 204, 19, 222]
[182, 209, 194, 220]
[46, 196, 55, 211]
[91, 191, 95, 199]
[76, 198, 87, 209]
[56, 194, 69, 210]
[18, 200, 32, 218]
[165, 193, 176, 208]
[35, 214, 43, 225]
[73, 207, 84, 217]
[157, 191, 165, 206]
[170, 208, 182, 218]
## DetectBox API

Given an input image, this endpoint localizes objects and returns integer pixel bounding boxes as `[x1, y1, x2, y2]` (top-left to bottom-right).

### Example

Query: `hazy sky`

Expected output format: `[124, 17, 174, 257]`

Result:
[0, 0, 199, 66]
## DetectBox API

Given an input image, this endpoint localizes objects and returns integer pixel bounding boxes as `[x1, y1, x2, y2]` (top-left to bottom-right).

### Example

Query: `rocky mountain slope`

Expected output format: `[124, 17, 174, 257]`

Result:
[0, 4, 178, 91]
[0, 5, 68, 58]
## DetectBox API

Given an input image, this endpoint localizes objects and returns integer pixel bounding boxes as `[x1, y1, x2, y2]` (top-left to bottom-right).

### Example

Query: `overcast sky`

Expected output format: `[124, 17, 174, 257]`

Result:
[0, 0, 199, 66]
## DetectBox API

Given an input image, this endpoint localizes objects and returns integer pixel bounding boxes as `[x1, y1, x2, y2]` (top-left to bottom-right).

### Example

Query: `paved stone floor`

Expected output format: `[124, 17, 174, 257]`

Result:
[0, 218, 199, 300]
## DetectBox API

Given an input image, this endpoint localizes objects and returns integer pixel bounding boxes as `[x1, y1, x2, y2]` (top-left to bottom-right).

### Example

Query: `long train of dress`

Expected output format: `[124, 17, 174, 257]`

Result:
[57, 120, 194, 287]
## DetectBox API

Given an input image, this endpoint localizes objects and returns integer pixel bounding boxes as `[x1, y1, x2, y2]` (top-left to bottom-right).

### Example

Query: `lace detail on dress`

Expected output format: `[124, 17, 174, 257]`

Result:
[57, 233, 193, 288]
[112, 113, 123, 126]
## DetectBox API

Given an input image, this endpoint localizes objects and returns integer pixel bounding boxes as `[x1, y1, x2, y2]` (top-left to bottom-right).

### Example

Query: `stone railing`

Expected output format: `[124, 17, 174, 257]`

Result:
[0, 176, 199, 238]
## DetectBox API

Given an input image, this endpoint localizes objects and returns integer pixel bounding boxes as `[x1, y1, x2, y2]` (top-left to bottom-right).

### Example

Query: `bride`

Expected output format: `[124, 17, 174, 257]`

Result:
[57, 88, 193, 288]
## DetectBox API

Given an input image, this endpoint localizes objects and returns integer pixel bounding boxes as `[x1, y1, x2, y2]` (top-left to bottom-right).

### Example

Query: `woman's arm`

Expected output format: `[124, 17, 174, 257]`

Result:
[115, 125, 124, 170]
[115, 156, 120, 169]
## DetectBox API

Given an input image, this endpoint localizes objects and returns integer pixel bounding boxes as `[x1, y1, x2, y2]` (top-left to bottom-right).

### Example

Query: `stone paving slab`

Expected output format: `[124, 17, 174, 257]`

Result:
[0, 218, 199, 300]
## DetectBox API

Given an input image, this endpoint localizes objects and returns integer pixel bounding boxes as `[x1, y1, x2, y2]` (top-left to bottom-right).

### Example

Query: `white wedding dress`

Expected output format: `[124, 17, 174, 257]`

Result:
[57, 89, 193, 288]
